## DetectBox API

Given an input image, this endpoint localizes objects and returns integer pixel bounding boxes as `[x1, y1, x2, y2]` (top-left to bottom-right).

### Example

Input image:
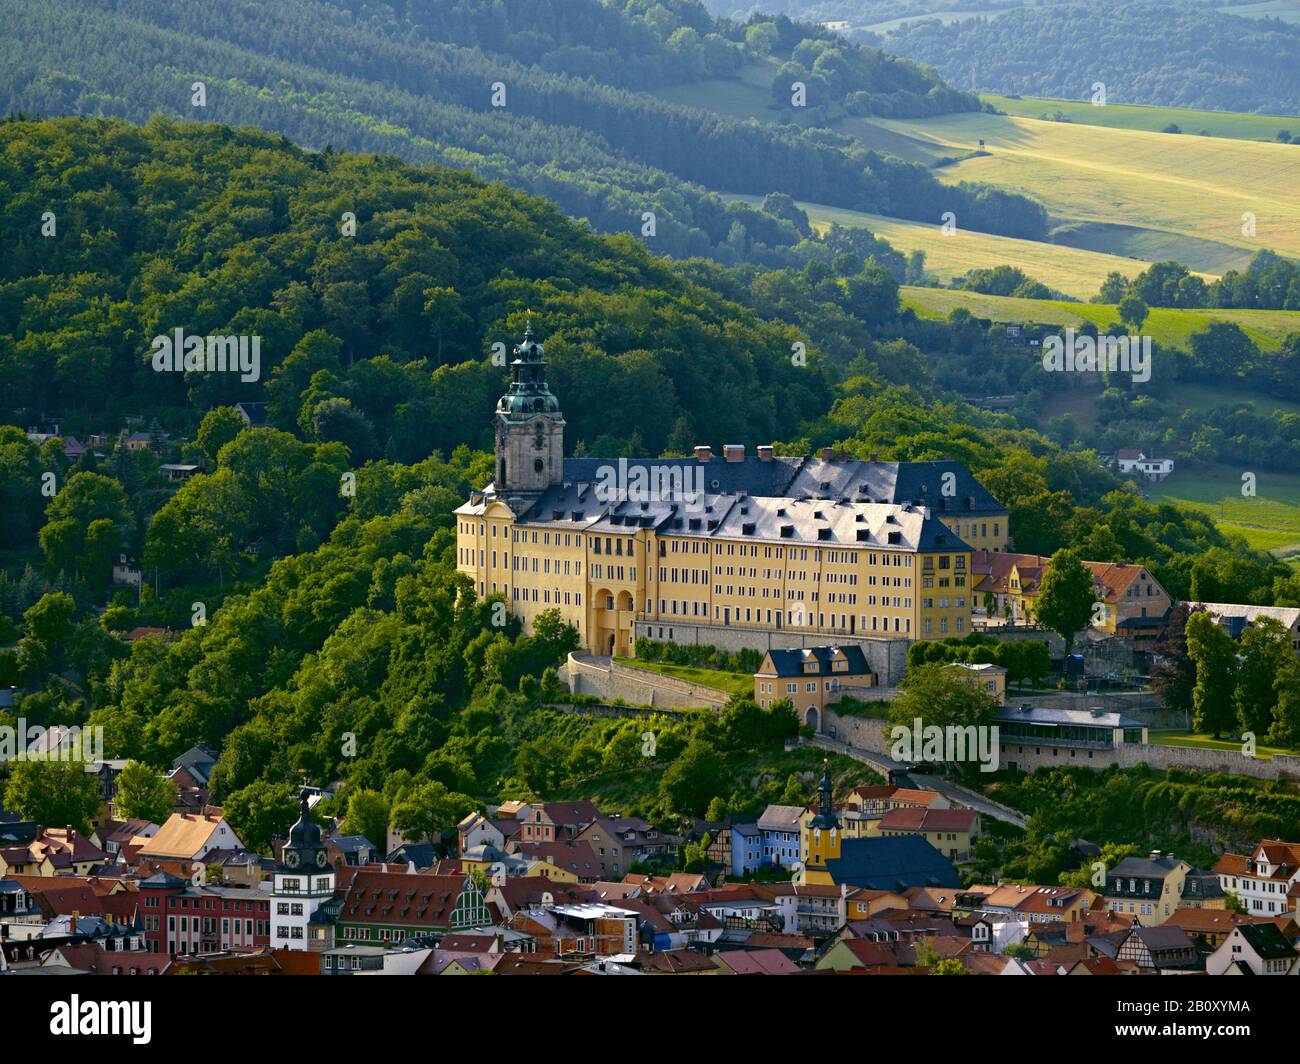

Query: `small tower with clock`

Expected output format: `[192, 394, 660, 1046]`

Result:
[271, 792, 335, 952]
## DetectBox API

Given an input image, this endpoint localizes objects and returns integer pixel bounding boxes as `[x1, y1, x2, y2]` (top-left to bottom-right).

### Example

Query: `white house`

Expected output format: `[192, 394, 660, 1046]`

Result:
[969, 914, 1029, 953]
[1206, 923, 1299, 975]
[1214, 840, 1300, 917]
[1115, 449, 1173, 481]
[137, 810, 242, 865]
[1135, 456, 1174, 481]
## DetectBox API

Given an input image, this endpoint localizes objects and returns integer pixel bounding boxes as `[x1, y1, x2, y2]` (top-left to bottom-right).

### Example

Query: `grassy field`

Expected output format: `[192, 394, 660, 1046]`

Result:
[1147, 463, 1300, 562]
[732, 195, 1212, 299]
[1148, 730, 1298, 758]
[899, 286, 1300, 350]
[875, 112, 1300, 265]
[1218, 0, 1300, 23]
[983, 94, 1300, 142]
[647, 57, 778, 122]
[614, 657, 752, 698]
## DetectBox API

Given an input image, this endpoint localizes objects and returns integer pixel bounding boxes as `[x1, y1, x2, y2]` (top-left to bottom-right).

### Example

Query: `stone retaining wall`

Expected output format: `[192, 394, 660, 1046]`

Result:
[561, 654, 730, 710]
[633, 620, 909, 685]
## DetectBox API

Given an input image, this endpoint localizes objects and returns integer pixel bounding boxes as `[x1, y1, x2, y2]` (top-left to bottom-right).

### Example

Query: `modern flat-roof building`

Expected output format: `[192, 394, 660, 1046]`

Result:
[996, 705, 1148, 772]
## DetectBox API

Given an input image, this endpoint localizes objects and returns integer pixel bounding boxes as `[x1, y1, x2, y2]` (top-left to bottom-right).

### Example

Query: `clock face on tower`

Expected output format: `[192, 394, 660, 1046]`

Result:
[284, 849, 300, 868]
[316, 849, 329, 869]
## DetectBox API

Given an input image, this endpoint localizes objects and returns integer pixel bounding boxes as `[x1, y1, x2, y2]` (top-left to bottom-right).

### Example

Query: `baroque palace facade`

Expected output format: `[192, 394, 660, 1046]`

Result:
[456, 328, 1010, 657]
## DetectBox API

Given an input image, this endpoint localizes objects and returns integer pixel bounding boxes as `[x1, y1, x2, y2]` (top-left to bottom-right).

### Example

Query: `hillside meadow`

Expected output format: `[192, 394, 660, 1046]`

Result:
[876, 112, 1300, 267]
[899, 286, 1300, 350]
[984, 93, 1300, 142]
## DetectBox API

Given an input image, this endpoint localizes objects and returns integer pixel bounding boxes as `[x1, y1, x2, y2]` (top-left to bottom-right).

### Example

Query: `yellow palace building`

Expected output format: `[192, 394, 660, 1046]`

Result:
[456, 327, 1009, 658]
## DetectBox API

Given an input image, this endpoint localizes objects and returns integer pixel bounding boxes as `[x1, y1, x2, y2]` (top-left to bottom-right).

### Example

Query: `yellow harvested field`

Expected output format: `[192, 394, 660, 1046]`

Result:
[876, 113, 1300, 259]
[802, 203, 1204, 298]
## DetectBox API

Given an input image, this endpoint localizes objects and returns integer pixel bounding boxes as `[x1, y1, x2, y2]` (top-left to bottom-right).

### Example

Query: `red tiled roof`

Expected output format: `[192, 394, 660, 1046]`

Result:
[716, 948, 800, 975]
[339, 870, 472, 929]
[878, 807, 977, 833]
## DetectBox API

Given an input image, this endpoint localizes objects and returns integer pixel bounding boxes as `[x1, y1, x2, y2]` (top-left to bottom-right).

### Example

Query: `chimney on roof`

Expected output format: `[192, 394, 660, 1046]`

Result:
[757, 445, 773, 461]
[821, 446, 833, 462]
[723, 444, 744, 462]
[1149, 850, 1161, 861]
[693, 445, 712, 462]
[71, 911, 78, 934]
[869, 453, 878, 462]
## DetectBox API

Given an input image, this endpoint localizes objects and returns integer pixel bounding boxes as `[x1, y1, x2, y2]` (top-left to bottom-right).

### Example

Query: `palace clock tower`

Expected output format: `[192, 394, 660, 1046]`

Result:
[494, 322, 565, 508]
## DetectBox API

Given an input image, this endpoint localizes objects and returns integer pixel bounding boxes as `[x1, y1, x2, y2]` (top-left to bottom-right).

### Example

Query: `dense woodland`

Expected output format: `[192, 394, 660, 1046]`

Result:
[887, 1, 1300, 114]
[0, 0, 1049, 270]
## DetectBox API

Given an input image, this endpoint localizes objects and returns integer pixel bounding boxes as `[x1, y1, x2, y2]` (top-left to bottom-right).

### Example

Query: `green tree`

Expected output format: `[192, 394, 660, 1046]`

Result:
[1235, 617, 1292, 736]
[1117, 293, 1148, 331]
[343, 788, 390, 848]
[1270, 658, 1300, 748]
[114, 759, 177, 824]
[18, 591, 77, 677]
[390, 780, 474, 846]
[38, 471, 131, 587]
[1035, 549, 1096, 654]
[888, 663, 999, 779]
[2, 759, 101, 832]
[1185, 610, 1239, 738]
[223, 780, 298, 853]
[659, 739, 723, 817]
[195, 406, 246, 466]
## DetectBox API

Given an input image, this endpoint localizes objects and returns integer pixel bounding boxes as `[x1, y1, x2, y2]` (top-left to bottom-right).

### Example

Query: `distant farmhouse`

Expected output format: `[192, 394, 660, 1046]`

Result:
[1113, 448, 1174, 482]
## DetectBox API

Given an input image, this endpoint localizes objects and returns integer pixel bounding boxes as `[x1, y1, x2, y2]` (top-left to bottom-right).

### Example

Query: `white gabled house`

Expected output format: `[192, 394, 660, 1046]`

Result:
[1206, 923, 1300, 975]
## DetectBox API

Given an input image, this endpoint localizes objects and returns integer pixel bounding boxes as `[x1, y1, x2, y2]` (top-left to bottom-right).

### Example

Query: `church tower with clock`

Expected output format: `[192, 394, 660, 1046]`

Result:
[271, 793, 335, 951]
[493, 322, 565, 510]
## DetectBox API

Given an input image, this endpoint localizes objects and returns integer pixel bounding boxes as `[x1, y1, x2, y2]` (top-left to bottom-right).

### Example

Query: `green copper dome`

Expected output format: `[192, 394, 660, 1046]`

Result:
[497, 323, 562, 416]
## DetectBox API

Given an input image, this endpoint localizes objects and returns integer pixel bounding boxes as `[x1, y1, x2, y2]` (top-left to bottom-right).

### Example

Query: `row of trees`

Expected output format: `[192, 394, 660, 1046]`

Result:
[1153, 604, 1300, 747]
[906, 633, 1052, 687]
[1098, 255, 1300, 316]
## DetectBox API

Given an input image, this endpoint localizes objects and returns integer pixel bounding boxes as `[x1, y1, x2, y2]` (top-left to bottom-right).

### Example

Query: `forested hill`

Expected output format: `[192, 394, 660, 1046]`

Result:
[0, 115, 836, 460]
[887, 2, 1300, 114]
[0, 0, 1047, 262]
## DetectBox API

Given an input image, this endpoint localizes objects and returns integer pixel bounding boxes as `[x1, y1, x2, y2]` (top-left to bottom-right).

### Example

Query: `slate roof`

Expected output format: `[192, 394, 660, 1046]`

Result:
[1132, 924, 1196, 953]
[756, 805, 805, 832]
[471, 483, 972, 553]
[386, 842, 437, 868]
[762, 645, 871, 678]
[1109, 854, 1188, 879]
[823, 836, 960, 892]
[1237, 922, 1297, 960]
[327, 834, 376, 855]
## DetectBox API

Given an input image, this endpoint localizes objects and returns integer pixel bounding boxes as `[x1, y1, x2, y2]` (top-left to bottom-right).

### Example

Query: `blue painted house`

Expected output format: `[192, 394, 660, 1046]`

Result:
[731, 823, 762, 877]
[757, 804, 804, 869]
